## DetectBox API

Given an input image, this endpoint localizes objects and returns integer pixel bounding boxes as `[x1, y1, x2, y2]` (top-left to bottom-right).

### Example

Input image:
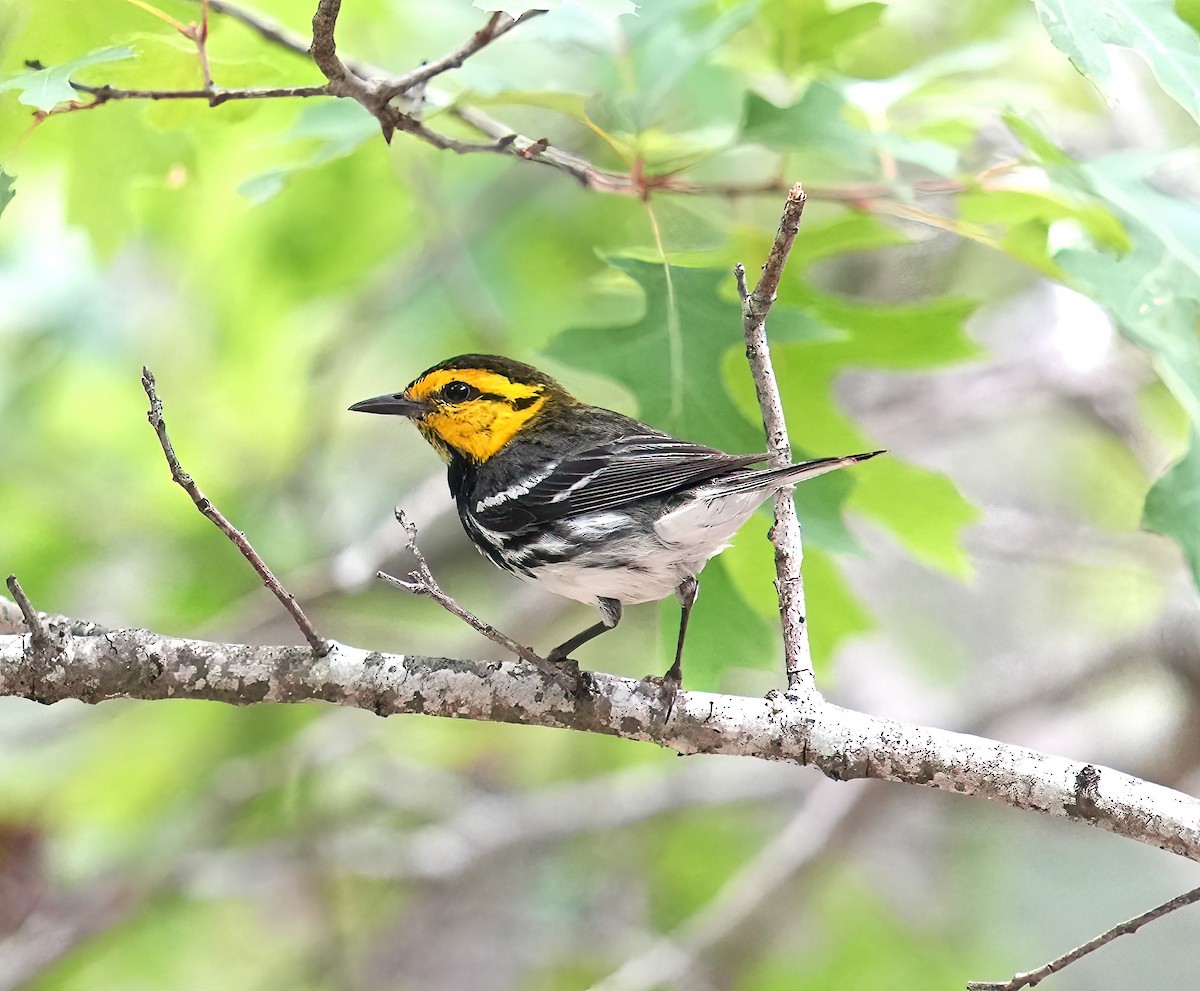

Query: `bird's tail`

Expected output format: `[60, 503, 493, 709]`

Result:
[717, 450, 885, 494]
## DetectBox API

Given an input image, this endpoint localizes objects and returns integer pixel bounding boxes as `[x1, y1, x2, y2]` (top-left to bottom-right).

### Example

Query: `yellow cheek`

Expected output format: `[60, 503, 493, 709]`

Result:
[422, 397, 546, 463]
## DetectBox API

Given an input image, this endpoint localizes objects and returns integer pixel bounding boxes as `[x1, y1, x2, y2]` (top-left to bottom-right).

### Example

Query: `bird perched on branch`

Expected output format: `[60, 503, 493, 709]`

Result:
[351, 355, 881, 688]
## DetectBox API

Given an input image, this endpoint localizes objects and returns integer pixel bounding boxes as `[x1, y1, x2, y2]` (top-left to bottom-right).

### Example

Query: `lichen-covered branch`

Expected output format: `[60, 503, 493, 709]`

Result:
[2, 607, 1198, 865]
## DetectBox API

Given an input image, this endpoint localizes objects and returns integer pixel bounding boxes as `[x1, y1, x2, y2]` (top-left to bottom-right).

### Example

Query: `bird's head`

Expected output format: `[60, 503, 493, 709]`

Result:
[349, 354, 569, 464]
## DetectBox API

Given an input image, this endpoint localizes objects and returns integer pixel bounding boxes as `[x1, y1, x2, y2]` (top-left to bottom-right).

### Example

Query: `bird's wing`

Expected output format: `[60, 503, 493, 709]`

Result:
[473, 434, 766, 532]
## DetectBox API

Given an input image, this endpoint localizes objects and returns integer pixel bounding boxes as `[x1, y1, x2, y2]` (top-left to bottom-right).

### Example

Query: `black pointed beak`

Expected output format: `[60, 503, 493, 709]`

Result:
[348, 392, 427, 418]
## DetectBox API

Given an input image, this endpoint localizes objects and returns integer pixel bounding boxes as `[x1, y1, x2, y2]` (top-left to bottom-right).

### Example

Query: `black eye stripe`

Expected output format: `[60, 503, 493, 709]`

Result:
[436, 383, 543, 407]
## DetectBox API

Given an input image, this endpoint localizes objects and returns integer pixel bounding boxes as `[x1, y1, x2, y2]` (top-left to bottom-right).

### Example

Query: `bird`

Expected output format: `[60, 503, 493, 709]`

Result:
[350, 354, 882, 688]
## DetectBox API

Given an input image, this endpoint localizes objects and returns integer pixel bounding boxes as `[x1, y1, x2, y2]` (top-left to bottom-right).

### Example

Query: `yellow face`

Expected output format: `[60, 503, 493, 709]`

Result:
[405, 366, 550, 463]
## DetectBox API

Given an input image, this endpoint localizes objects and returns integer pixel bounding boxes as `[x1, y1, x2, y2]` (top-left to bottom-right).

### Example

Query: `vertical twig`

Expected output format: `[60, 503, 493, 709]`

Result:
[4, 575, 50, 656]
[736, 182, 812, 688]
[310, 0, 348, 85]
[196, 0, 215, 92]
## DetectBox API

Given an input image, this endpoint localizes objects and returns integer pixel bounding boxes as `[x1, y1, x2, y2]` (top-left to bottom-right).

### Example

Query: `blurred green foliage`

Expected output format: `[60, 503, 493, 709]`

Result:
[2, 0, 1199, 988]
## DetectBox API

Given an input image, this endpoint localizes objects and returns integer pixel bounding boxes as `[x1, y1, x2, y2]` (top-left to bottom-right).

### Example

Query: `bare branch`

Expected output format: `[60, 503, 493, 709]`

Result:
[3, 615, 1200, 863]
[140, 367, 330, 657]
[310, 0, 348, 86]
[448, 103, 631, 190]
[378, 10, 547, 102]
[190, 0, 379, 81]
[71, 82, 329, 105]
[3, 576, 49, 655]
[968, 886, 1200, 991]
[377, 510, 567, 684]
[737, 183, 814, 688]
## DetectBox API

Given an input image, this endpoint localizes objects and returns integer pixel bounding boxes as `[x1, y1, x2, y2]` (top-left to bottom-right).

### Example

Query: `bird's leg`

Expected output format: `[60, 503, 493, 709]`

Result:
[663, 576, 698, 685]
[649, 576, 698, 723]
[547, 597, 622, 664]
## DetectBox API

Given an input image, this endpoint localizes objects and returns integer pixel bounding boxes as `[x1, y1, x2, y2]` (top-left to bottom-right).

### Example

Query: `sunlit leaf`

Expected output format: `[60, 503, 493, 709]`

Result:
[544, 259, 768, 452]
[1033, 0, 1200, 125]
[1143, 433, 1200, 587]
[0, 46, 135, 110]
[741, 83, 874, 166]
[0, 168, 13, 220]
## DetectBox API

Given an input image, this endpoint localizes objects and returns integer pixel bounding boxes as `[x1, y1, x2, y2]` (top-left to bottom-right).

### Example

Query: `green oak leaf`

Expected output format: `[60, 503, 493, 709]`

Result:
[1009, 120, 1200, 590]
[0, 169, 13, 220]
[1033, 0, 1200, 126]
[545, 259, 779, 453]
[741, 83, 875, 166]
[0, 46, 135, 111]
[1143, 433, 1200, 586]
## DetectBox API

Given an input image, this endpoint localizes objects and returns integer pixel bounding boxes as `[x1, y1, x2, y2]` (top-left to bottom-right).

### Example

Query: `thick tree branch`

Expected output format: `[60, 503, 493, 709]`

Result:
[2, 611, 1199, 864]
[737, 183, 815, 688]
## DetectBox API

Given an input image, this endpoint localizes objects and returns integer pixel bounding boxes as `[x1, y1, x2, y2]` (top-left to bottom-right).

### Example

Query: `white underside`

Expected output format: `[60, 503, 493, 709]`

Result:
[523, 487, 769, 606]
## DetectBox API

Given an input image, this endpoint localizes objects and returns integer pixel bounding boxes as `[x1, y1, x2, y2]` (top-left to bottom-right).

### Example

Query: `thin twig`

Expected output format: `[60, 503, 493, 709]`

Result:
[378, 510, 568, 685]
[378, 10, 546, 102]
[140, 367, 330, 657]
[196, 0, 215, 90]
[71, 82, 329, 105]
[737, 182, 814, 688]
[967, 886, 1200, 991]
[4, 576, 49, 655]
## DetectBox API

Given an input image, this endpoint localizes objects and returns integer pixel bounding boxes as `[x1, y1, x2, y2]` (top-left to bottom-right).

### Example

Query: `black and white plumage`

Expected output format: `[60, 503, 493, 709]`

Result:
[351, 354, 882, 684]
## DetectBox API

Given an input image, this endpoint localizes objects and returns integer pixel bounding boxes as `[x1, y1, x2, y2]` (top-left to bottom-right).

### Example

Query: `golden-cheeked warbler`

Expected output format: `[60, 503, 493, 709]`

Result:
[351, 355, 881, 686]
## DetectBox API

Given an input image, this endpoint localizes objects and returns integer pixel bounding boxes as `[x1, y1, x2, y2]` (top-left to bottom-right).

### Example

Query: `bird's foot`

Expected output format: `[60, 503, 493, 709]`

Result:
[641, 670, 681, 724]
[546, 652, 592, 697]
[547, 649, 579, 676]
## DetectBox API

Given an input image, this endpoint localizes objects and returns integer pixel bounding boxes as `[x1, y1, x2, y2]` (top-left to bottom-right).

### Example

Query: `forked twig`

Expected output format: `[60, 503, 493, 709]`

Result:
[967, 885, 1200, 991]
[378, 10, 546, 102]
[378, 510, 568, 685]
[736, 183, 814, 688]
[141, 367, 330, 656]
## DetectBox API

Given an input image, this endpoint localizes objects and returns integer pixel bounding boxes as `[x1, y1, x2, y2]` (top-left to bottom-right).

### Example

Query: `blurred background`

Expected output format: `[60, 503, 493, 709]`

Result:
[2, 0, 1200, 987]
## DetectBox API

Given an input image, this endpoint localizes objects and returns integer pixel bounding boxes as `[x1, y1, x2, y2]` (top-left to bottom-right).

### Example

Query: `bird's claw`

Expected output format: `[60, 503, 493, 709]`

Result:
[641, 671, 681, 723]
